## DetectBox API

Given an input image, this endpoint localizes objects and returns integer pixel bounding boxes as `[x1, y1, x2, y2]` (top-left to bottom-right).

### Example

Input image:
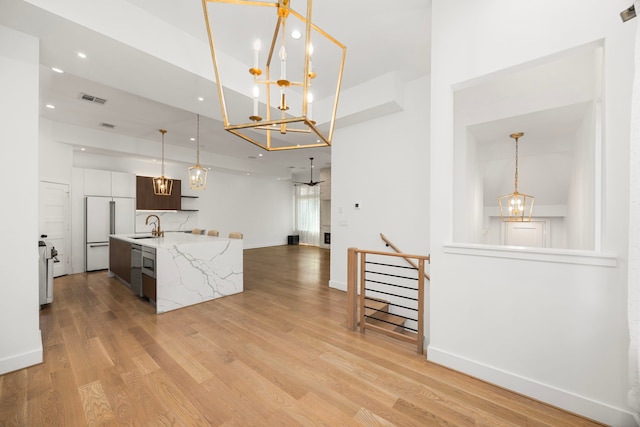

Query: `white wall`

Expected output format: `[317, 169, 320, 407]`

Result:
[567, 103, 597, 250]
[430, 1, 634, 425]
[39, 119, 73, 185]
[0, 25, 43, 374]
[330, 75, 430, 329]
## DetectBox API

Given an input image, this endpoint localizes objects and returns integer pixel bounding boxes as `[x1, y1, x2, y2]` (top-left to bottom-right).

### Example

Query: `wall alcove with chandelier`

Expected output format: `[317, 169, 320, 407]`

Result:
[451, 42, 603, 251]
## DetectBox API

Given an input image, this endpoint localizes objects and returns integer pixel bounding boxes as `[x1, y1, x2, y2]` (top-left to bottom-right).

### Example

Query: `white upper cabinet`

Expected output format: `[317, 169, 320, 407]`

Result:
[83, 168, 135, 198]
[84, 169, 111, 196]
[111, 171, 136, 198]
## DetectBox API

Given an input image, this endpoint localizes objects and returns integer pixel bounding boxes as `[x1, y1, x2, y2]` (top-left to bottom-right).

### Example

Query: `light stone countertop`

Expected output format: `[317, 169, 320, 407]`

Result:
[110, 232, 229, 249]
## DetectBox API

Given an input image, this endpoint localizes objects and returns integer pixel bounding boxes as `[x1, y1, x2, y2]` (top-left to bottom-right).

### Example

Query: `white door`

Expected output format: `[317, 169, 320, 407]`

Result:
[503, 220, 548, 248]
[39, 181, 70, 277]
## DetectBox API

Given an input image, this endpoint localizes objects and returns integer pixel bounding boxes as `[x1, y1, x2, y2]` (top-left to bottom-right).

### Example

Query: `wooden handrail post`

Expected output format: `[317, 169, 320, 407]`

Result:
[417, 258, 425, 355]
[347, 247, 358, 331]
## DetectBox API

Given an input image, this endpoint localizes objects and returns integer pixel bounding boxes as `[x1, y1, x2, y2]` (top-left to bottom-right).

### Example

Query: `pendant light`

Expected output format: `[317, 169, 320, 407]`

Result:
[153, 129, 173, 196]
[498, 132, 534, 222]
[188, 114, 208, 190]
[202, 0, 346, 151]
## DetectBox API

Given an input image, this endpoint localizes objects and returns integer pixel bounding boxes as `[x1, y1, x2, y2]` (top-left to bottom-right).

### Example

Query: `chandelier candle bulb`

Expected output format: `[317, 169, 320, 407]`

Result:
[308, 42, 314, 77]
[279, 45, 287, 80]
[307, 92, 313, 121]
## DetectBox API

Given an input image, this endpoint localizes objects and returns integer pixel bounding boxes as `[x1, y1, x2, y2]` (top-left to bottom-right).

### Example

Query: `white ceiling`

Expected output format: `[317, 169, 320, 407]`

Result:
[0, 0, 431, 176]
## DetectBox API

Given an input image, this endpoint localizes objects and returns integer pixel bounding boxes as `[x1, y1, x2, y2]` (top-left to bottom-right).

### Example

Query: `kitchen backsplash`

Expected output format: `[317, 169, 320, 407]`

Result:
[135, 211, 197, 233]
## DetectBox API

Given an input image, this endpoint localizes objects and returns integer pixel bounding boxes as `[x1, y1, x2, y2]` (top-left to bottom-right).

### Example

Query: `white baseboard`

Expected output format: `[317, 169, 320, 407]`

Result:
[329, 279, 347, 291]
[428, 346, 637, 427]
[0, 337, 43, 375]
[243, 241, 291, 250]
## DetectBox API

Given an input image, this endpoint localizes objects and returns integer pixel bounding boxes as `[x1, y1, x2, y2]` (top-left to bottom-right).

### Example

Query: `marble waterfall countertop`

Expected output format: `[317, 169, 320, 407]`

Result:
[111, 232, 243, 313]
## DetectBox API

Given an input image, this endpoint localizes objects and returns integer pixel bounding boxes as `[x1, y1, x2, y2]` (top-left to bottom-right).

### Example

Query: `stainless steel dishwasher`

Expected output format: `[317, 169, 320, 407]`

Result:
[130, 244, 143, 296]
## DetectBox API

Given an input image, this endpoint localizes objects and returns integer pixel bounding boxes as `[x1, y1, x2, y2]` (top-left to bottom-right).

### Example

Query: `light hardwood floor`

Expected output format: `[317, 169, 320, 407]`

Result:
[1, 245, 603, 426]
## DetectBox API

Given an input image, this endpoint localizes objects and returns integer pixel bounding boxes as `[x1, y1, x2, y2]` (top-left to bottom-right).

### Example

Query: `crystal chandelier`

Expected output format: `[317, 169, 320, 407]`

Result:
[153, 129, 173, 196]
[202, 0, 346, 151]
[188, 114, 208, 190]
[498, 132, 534, 222]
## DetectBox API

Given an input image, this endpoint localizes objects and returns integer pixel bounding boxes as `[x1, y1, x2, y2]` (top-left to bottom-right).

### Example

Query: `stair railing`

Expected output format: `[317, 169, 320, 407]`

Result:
[347, 247, 430, 354]
[380, 233, 430, 281]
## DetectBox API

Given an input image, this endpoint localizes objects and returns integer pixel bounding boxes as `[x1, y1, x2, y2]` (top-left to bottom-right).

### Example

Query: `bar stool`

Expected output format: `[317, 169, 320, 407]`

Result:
[228, 232, 243, 239]
[207, 230, 219, 237]
[192, 228, 202, 235]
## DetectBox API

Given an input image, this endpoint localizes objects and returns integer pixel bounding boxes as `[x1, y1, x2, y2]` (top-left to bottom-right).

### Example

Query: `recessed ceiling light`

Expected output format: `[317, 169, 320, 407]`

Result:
[51, 67, 64, 74]
[246, 173, 250, 176]
[258, 153, 263, 157]
[198, 97, 204, 102]
[190, 137, 195, 142]
[291, 30, 302, 40]
[45, 104, 55, 109]
[80, 147, 86, 151]
[77, 52, 87, 59]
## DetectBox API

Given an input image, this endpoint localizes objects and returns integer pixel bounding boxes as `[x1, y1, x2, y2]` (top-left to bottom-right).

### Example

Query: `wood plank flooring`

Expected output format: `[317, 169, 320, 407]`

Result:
[1, 245, 603, 426]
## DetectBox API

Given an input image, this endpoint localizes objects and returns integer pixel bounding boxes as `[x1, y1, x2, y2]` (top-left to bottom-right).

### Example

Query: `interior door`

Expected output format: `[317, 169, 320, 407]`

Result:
[39, 181, 70, 277]
[503, 220, 547, 248]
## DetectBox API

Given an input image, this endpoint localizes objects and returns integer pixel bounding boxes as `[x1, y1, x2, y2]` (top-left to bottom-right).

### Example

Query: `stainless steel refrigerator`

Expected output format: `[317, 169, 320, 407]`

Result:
[85, 196, 135, 271]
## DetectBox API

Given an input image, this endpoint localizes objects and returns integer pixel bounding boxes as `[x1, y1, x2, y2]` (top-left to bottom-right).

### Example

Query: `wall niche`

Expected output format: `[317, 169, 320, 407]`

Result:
[452, 42, 603, 250]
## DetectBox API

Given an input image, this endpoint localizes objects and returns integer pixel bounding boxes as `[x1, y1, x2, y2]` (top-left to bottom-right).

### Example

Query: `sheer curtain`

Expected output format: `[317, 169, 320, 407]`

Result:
[294, 184, 320, 246]
[629, 1, 640, 419]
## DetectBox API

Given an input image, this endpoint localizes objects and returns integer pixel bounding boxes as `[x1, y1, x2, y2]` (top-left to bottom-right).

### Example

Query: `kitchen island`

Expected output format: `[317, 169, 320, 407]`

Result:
[109, 233, 243, 313]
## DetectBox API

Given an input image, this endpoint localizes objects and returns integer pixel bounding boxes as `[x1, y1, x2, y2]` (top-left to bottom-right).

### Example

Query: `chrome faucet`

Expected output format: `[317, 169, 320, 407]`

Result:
[145, 214, 164, 237]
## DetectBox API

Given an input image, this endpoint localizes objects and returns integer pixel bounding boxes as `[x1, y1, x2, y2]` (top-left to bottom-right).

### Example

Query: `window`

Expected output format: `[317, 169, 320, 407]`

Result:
[294, 184, 320, 245]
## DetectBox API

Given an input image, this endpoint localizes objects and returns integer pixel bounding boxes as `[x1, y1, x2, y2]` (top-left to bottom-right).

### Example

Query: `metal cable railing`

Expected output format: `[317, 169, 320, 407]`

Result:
[347, 246, 429, 354]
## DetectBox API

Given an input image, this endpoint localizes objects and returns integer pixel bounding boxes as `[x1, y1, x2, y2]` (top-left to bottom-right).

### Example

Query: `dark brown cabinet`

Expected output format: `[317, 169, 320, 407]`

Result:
[136, 176, 181, 210]
[142, 274, 156, 302]
[109, 237, 131, 283]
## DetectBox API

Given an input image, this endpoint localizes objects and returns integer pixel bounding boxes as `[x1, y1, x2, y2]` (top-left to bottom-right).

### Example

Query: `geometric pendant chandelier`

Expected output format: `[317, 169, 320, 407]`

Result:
[201, 0, 346, 151]
[498, 132, 534, 222]
[188, 114, 208, 190]
[153, 129, 173, 196]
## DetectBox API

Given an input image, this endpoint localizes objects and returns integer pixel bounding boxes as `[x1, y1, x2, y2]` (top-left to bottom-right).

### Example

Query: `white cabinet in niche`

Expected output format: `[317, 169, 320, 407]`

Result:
[84, 169, 111, 196]
[83, 168, 135, 198]
[111, 171, 135, 198]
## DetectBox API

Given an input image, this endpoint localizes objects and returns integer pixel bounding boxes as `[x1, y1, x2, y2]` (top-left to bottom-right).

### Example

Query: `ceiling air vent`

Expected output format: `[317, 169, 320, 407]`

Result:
[79, 92, 107, 105]
[99, 122, 115, 129]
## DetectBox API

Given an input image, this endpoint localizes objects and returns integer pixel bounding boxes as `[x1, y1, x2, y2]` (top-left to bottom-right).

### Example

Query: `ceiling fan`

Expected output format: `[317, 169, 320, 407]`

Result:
[295, 157, 324, 187]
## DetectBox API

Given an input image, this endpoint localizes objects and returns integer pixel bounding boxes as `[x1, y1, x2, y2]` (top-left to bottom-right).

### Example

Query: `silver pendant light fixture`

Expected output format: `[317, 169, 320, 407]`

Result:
[153, 129, 173, 196]
[188, 114, 208, 190]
